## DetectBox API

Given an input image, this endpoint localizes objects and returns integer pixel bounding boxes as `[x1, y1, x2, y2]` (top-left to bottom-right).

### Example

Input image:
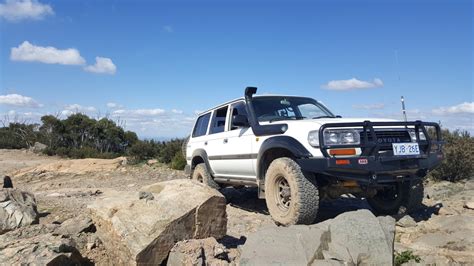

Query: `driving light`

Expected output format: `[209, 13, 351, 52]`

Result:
[323, 129, 360, 145]
[408, 130, 427, 142]
[308, 130, 320, 147]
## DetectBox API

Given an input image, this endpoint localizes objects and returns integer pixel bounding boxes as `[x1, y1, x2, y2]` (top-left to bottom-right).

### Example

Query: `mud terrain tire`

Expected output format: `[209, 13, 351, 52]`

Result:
[264, 157, 319, 226]
[191, 163, 220, 190]
[368, 179, 424, 215]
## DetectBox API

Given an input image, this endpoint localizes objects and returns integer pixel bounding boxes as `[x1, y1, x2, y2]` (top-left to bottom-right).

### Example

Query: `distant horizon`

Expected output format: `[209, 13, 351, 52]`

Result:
[1, 0, 472, 136]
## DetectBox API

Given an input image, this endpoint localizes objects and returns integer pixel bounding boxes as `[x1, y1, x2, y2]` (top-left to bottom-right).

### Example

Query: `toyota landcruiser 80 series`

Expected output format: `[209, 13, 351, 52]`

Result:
[185, 87, 444, 225]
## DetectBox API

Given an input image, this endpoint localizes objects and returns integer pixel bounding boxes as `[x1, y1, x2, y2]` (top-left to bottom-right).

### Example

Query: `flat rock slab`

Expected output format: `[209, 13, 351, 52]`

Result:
[88, 179, 227, 265]
[240, 209, 395, 265]
[0, 230, 84, 265]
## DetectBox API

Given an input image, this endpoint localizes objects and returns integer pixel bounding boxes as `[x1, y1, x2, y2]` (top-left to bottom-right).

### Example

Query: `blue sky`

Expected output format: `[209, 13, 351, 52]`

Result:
[1, 0, 472, 138]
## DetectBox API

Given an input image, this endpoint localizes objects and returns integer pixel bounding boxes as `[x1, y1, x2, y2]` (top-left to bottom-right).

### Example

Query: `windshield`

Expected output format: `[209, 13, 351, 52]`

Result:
[252, 96, 334, 122]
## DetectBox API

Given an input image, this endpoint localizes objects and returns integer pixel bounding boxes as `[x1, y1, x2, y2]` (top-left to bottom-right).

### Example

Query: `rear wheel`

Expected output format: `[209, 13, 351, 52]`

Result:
[264, 157, 319, 226]
[191, 163, 220, 190]
[367, 179, 424, 215]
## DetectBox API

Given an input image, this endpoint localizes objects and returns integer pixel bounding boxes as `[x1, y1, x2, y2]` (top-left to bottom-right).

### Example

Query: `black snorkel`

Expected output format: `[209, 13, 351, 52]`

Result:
[244, 87, 288, 137]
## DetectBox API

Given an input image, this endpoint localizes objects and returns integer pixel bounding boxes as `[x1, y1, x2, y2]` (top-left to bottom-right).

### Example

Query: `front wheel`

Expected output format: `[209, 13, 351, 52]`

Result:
[367, 179, 424, 215]
[264, 157, 319, 226]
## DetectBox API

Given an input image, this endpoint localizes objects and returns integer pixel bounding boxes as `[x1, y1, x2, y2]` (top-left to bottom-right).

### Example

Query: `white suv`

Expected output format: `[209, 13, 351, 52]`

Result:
[185, 87, 444, 225]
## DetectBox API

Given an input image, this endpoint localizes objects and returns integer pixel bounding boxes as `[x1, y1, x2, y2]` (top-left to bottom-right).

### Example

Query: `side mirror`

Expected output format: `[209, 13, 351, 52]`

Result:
[232, 114, 249, 127]
[335, 115, 342, 118]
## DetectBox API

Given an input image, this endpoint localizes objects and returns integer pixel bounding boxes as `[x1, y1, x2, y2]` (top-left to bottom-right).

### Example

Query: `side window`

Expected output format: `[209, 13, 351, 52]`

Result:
[230, 102, 247, 130]
[276, 106, 295, 118]
[210, 106, 228, 134]
[192, 113, 211, 137]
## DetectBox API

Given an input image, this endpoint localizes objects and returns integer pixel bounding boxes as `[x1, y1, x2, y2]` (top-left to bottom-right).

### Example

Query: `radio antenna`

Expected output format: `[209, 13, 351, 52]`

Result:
[395, 50, 407, 123]
[401, 96, 408, 123]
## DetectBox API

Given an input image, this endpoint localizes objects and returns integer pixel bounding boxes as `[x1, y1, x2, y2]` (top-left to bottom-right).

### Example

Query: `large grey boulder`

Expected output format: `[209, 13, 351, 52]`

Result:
[88, 179, 227, 265]
[0, 224, 85, 265]
[31, 142, 47, 153]
[239, 225, 330, 265]
[0, 188, 39, 234]
[323, 210, 395, 264]
[240, 209, 395, 265]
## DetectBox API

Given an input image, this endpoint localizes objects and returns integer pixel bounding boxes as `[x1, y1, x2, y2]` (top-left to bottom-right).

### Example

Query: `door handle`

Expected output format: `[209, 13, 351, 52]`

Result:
[223, 139, 228, 144]
[204, 141, 208, 146]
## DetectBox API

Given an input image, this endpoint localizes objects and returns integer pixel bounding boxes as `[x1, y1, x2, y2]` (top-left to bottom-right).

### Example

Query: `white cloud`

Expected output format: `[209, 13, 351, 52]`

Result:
[10, 41, 86, 65]
[0, 93, 42, 107]
[84, 57, 116, 75]
[0, 0, 53, 22]
[11, 42, 117, 75]
[432, 102, 474, 115]
[64, 104, 97, 113]
[322, 78, 383, 91]
[163, 25, 173, 33]
[112, 108, 165, 117]
[108, 108, 194, 137]
[352, 103, 385, 110]
[106, 102, 122, 109]
[60, 110, 73, 117]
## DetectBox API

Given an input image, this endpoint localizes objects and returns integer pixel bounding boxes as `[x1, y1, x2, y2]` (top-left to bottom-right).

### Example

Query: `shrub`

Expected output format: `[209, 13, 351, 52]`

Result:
[55, 147, 70, 157]
[127, 140, 159, 162]
[394, 250, 421, 266]
[171, 152, 187, 170]
[159, 138, 183, 164]
[428, 129, 474, 182]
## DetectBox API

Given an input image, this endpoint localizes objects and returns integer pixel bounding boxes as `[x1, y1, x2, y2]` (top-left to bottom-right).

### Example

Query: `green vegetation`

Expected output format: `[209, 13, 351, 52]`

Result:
[428, 129, 474, 182]
[127, 138, 186, 166]
[394, 250, 421, 266]
[171, 152, 187, 170]
[0, 113, 187, 170]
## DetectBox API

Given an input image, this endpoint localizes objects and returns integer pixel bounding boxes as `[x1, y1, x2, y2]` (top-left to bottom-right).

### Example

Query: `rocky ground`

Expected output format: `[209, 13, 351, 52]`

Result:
[1, 149, 473, 265]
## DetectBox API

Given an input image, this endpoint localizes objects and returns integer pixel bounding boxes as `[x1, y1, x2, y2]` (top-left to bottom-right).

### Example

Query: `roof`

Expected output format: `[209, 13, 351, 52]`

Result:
[196, 94, 316, 116]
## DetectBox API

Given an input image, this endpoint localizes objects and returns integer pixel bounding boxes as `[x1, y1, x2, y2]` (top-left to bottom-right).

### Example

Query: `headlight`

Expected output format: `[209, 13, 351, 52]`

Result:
[323, 129, 360, 145]
[308, 130, 319, 147]
[408, 130, 426, 142]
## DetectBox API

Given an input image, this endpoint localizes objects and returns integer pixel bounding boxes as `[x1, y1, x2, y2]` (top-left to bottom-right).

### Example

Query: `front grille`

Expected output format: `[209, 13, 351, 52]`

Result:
[361, 130, 412, 150]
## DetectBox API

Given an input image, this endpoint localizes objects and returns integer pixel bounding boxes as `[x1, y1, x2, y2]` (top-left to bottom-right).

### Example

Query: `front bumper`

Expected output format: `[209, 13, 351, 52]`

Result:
[297, 151, 444, 185]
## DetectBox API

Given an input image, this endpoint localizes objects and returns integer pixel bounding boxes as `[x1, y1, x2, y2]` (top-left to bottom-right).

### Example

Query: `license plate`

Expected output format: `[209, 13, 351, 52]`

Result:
[392, 143, 420, 156]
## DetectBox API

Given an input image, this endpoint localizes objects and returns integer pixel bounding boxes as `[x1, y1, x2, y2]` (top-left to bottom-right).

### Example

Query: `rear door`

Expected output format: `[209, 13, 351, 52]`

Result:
[209, 101, 256, 179]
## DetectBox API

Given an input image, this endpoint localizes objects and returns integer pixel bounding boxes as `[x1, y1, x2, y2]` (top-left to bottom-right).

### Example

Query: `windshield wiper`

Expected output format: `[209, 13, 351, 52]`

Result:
[312, 115, 336, 119]
[269, 116, 306, 123]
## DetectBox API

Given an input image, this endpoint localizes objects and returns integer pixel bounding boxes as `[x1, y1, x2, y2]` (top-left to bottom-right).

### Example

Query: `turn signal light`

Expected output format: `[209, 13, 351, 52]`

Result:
[330, 148, 356, 156]
[335, 159, 351, 165]
[342, 180, 358, 187]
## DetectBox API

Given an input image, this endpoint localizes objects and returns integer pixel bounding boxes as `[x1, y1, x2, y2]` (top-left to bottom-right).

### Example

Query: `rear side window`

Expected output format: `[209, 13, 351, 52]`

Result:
[210, 106, 228, 134]
[192, 113, 211, 137]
